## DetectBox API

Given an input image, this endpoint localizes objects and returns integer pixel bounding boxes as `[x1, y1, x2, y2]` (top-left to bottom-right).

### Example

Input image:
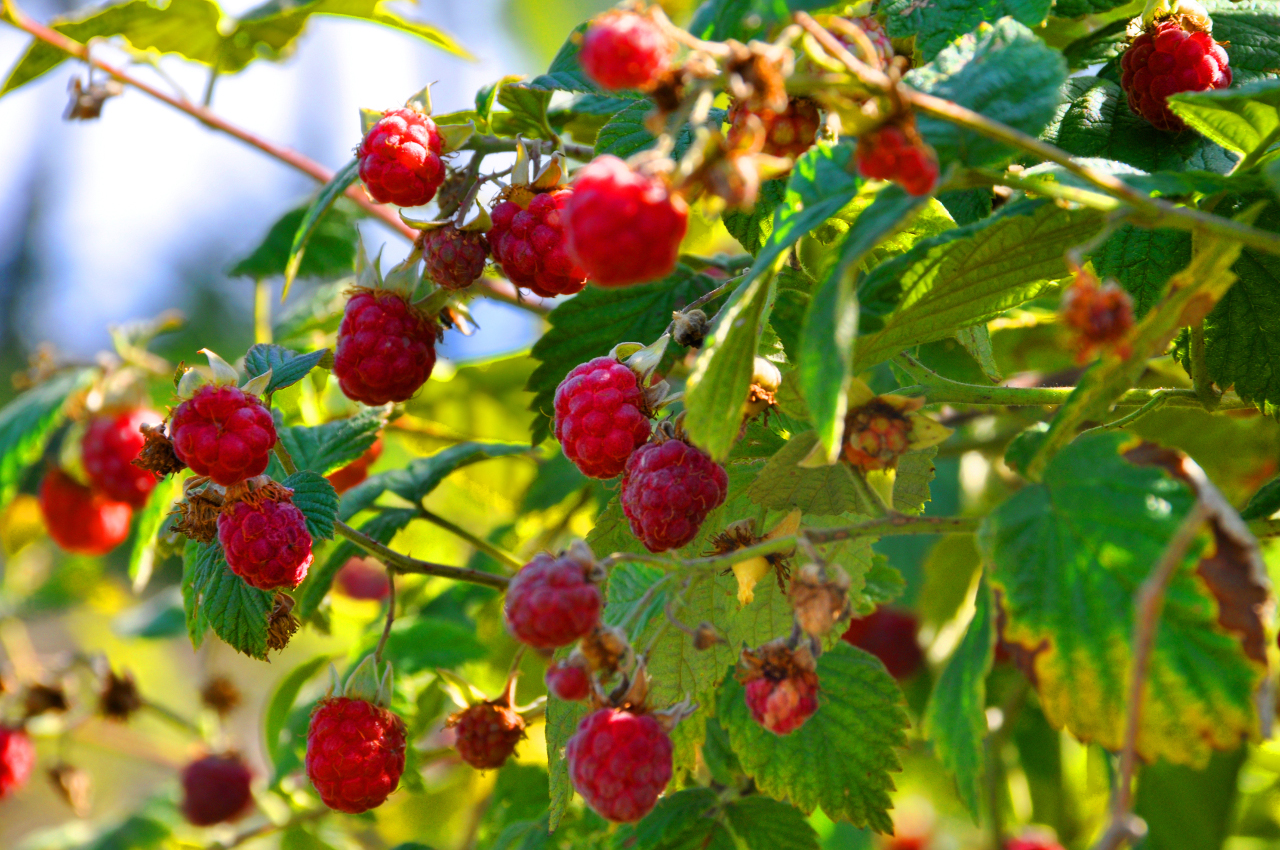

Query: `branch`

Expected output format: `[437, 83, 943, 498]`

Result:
[417, 507, 524, 572]
[334, 520, 509, 590]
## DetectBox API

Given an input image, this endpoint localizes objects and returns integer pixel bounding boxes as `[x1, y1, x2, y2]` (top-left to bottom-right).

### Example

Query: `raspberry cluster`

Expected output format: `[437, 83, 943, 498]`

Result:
[727, 97, 820, 160]
[554, 357, 652, 479]
[333, 289, 438, 405]
[504, 546, 602, 648]
[487, 190, 588, 297]
[1121, 18, 1231, 132]
[421, 225, 489, 290]
[1061, 274, 1135, 361]
[856, 124, 939, 196]
[357, 108, 446, 207]
[544, 659, 591, 702]
[566, 708, 673, 822]
[0, 725, 34, 800]
[170, 385, 277, 486]
[335, 557, 391, 601]
[306, 696, 406, 813]
[39, 467, 133, 556]
[738, 642, 820, 736]
[448, 700, 526, 769]
[842, 399, 914, 471]
[82, 409, 162, 506]
[620, 437, 728, 552]
[217, 492, 314, 591]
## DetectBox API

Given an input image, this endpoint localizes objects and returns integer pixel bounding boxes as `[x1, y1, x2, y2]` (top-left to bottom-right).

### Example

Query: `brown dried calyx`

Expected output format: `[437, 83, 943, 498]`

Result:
[671, 308, 709, 349]
[724, 41, 792, 114]
[171, 488, 222, 544]
[267, 592, 300, 652]
[790, 562, 852, 638]
[576, 624, 635, 678]
[98, 669, 144, 721]
[23, 682, 69, 718]
[48, 763, 92, 816]
[711, 511, 801, 606]
[736, 637, 818, 686]
[200, 675, 242, 716]
[133, 422, 186, 478]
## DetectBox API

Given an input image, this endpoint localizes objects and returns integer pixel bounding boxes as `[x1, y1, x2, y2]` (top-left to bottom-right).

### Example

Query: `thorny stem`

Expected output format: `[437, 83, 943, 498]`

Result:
[417, 507, 524, 572]
[334, 520, 510, 590]
[142, 700, 201, 735]
[1082, 391, 1172, 434]
[897, 381, 1253, 411]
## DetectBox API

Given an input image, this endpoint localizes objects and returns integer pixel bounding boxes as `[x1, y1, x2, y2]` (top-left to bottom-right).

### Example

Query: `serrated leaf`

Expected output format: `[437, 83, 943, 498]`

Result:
[906, 17, 1066, 168]
[978, 431, 1264, 765]
[284, 159, 360, 299]
[601, 561, 667, 636]
[244, 344, 329, 394]
[282, 471, 338, 541]
[1054, 0, 1131, 19]
[229, 198, 359, 281]
[923, 577, 994, 820]
[277, 406, 388, 476]
[886, 5, 1054, 61]
[1168, 79, 1280, 159]
[894, 448, 938, 515]
[953, 324, 1002, 383]
[527, 24, 604, 95]
[614, 788, 737, 850]
[593, 100, 723, 159]
[265, 655, 330, 777]
[723, 796, 822, 850]
[369, 618, 487, 674]
[295, 508, 415, 618]
[182, 540, 274, 660]
[724, 179, 787, 256]
[1092, 226, 1192, 318]
[1241, 476, 1280, 520]
[746, 431, 862, 516]
[1208, 3, 1280, 86]
[718, 642, 909, 831]
[128, 475, 182, 593]
[495, 83, 555, 141]
[339, 442, 528, 520]
[0, 369, 92, 507]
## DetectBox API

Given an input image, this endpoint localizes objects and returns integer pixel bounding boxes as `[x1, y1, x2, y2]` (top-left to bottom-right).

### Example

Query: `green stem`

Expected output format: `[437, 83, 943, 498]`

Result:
[969, 168, 1123, 212]
[1232, 125, 1280, 174]
[896, 382, 1252, 411]
[1189, 322, 1221, 409]
[417, 507, 524, 572]
[143, 700, 201, 735]
[334, 521, 509, 590]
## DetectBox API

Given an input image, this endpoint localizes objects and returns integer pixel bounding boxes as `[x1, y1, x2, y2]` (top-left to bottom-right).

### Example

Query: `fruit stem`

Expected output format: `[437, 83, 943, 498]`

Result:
[416, 508, 524, 572]
[333, 520, 510, 590]
[374, 568, 395, 662]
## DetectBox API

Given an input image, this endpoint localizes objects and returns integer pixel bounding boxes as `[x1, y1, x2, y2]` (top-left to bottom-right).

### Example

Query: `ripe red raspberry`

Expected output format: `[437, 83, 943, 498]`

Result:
[1121, 18, 1231, 132]
[842, 399, 914, 471]
[180, 753, 253, 826]
[504, 544, 603, 648]
[567, 708, 672, 822]
[727, 97, 820, 160]
[488, 190, 588, 297]
[306, 696, 406, 813]
[357, 108, 445, 207]
[38, 468, 132, 556]
[333, 289, 438, 405]
[1062, 274, 1135, 362]
[447, 701, 526, 769]
[620, 437, 728, 552]
[554, 357, 652, 479]
[856, 124, 939, 196]
[216, 492, 314, 591]
[421, 225, 489, 291]
[170, 385, 276, 486]
[335, 557, 391, 601]
[0, 725, 35, 800]
[326, 436, 383, 494]
[842, 608, 924, 680]
[565, 156, 688, 287]
[545, 660, 591, 702]
[82, 408, 162, 506]
[580, 11, 674, 92]
[737, 642, 820, 736]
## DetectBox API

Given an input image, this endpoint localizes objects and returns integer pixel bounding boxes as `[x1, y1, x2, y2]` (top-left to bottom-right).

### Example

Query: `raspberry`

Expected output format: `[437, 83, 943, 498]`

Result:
[216, 492, 314, 591]
[567, 708, 672, 822]
[1062, 274, 1135, 362]
[333, 289, 438, 406]
[851, 16, 894, 65]
[488, 190, 588, 297]
[841, 607, 924, 680]
[335, 557, 391, 601]
[842, 398, 914, 471]
[565, 156, 688, 287]
[82, 408, 163, 506]
[38, 468, 132, 555]
[306, 696, 406, 813]
[580, 11, 674, 92]
[180, 753, 253, 826]
[357, 108, 445, 207]
[554, 357, 652, 479]
[170, 385, 276, 486]
[1121, 17, 1231, 132]
[421, 225, 489, 290]
[0, 725, 35, 800]
[738, 642, 820, 736]
[727, 97, 821, 160]
[545, 659, 591, 702]
[1007, 837, 1066, 850]
[620, 437, 728, 552]
[504, 544, 603, 648]
[856, 124, 939, 196]
[326, 436, 384, 494]
[447, 701, 526, 769]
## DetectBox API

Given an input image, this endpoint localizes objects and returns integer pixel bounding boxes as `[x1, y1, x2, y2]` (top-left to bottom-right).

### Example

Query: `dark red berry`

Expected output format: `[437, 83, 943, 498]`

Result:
[727, 97, 820, 160]
[326, 436, 383, 494]
[554, 357, 652, 479]
[841, 607, 924, 680]
[737, 641, 820, 736]
[565, 156, 688, 287]
[357, 108, 445, 207]
[567, 708, 672, 822]
[1061, 274, 1135, 362]
[216, 492, 313, 591]
[169, 385, 277, 486]
[447, 701, 526, 769]
[580, 11, 674, 92]
[856, 124, 938, 196]
[545, 660, 591, 702]
[181, 753, 253, 826]
[421, 225, 489, 290]
[306, 696, 406, 814]
[82, 408, 163, 506]
[38, 468, 132, 556]
[335, 557, 391, 601]
[842, 399, 914, 471]
[488, 190, 588, 297]
[1120, 17, 1230, 132]
[504, 545, 602, 649]
[333, 289, 437, 406]
[0, 725, 35, 800]
[620, 437, 728, 552]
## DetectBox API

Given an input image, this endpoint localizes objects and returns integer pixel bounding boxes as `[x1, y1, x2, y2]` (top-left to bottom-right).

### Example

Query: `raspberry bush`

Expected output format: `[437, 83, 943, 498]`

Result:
[2, 0, 1280, 847]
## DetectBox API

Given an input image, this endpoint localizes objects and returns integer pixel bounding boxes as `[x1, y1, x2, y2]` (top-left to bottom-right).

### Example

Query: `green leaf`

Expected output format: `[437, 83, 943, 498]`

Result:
[894, 448, 938, 515]
[0, 369, 92, 507]
[978, 431, 1264, 765]
[922, 577, 994, 820]
[746, 431, 862, 516]
[494, 83, 555, 141]
[594, 100, 723, 159]
[953, 324, 1002, 383]
[243, 344, 329, 393]
[717, 641, 909, 831]
[883, 1, 1052, 62]
[614, 788, 737, 850]
[281, 471, 338, 541]
[1168, 79, 1280, 159]
[277, 406, 389, 476]
[127, 475, 182, 593]
[182, 540, 274, 660]
[339, 442, 529, 520]
[724, 179, 787, 256]
[229, 198, 359, 281]
[1209, 3, 1280, 86]
[1134, 747, 1248, 850]
[526, 266, 721, 444]
[265, 654, 331, 776]
[527, 24, 606, 94]
[601, 561, 667, 635]
[906, 17, 1066, 168]
[723, 796, 822, 850]
[295, 508, 415, 618]
[855, 200, 1103, 369]
[371, 618, 487, 674]
[1053, 0, 1131, 19]
[1241, 476, 1280, 520]
[1092, 226, 1192, 318]
[284, 159, 360, 299]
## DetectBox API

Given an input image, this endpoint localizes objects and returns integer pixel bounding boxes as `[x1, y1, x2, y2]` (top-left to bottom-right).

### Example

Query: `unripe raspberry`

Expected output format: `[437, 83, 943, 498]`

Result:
[38, 468, 132, 555]
[545, 659, 591, 702]
[842, 399, 915, 471]
[180, 753, 253, 826]
[580, 11, 674, 92]
[554, 357, 652, 479]
[0, 725, 35, 800]
[447, 701, 526, 769]
[326, 436, 384, 494]
[333, 289, 438, 406]
[738, 641, 820, 736]
[488, 190, 588, 297]
[856, 124, 939, 196]
[170, 385, 276, 486]
[216, 492, 314, 591]
[841, 607, 924, 680]
[357, 108, 445, 207]
[565, 156, 688, 287]
[1061, 273, 1134, 362]
[504, 543, 603, 648]
[727, 97, 820, 160]
[306, 696, 406, 814]
[335, 557, 391, 601]
[566, 708, 672, 822]
[421, 225, 489, 291]
[1120, 16, 1231, 132]
[82, 408, 163, 506]
[620, 437, 728, 552]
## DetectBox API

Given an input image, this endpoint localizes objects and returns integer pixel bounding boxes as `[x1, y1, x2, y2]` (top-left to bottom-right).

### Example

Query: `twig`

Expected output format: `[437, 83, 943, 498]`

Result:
[374, 568, 396, 661]
[417, 507, 523, 572]
[334, 520, 509, 590]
